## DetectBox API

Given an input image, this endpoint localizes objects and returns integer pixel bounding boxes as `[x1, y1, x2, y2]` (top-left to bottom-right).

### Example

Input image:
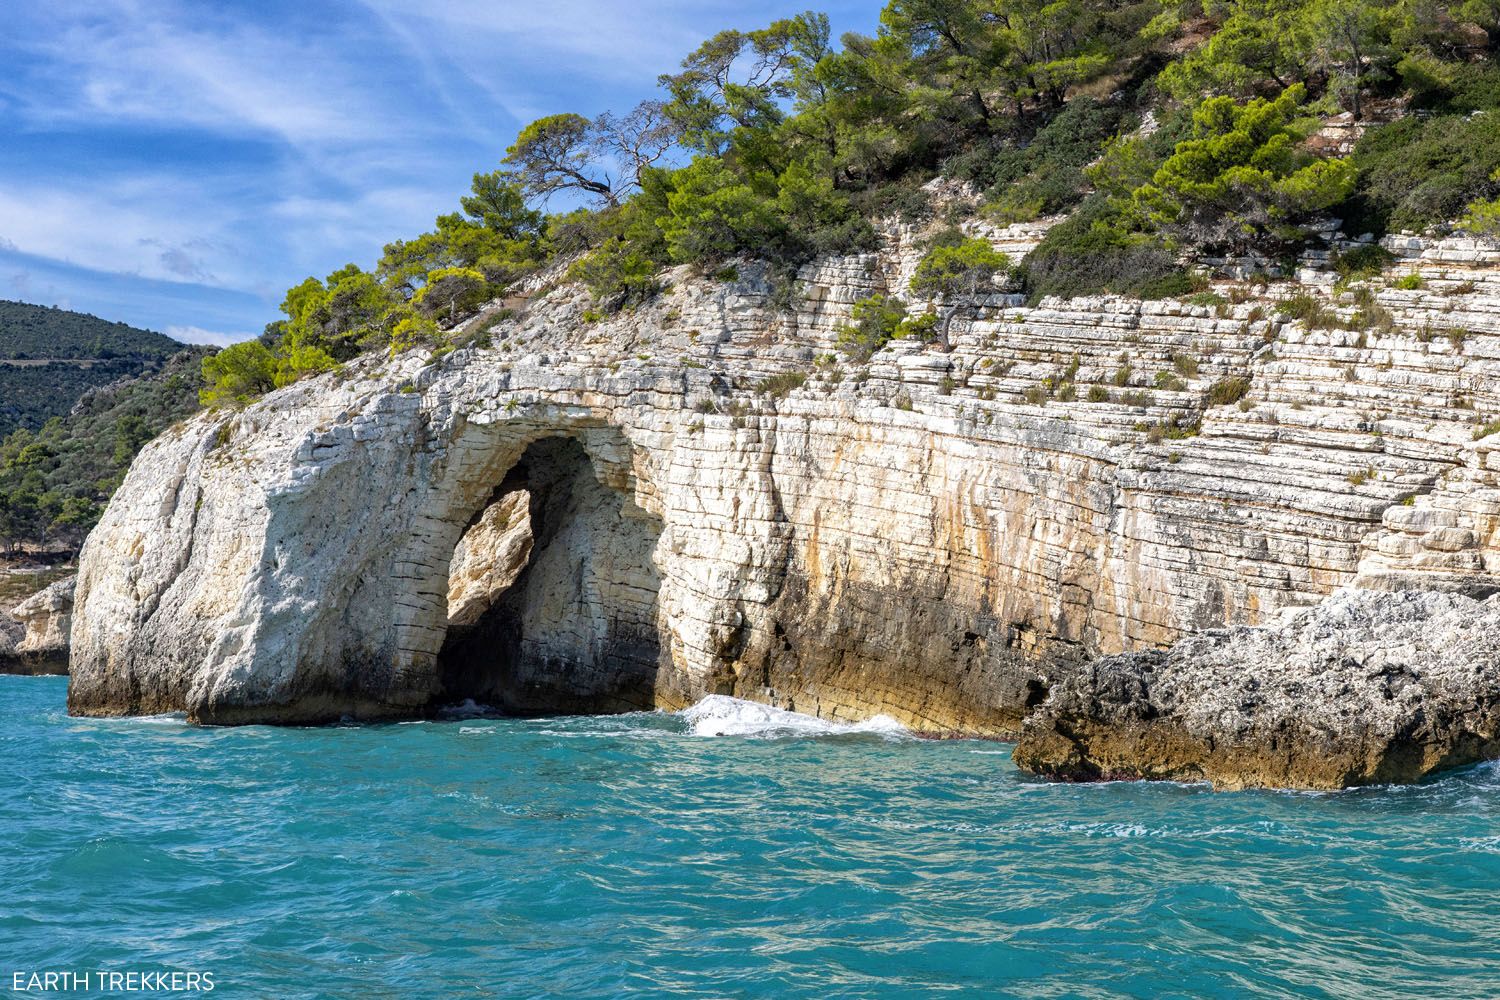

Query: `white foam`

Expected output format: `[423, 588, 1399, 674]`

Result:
[71, 712, 188, 726]
[679, 695, 907, 739]
[438, 699, 494, 719]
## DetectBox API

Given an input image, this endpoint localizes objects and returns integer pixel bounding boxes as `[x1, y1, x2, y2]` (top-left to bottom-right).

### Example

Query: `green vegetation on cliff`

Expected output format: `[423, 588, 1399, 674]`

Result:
[205, 0, 1500, 405]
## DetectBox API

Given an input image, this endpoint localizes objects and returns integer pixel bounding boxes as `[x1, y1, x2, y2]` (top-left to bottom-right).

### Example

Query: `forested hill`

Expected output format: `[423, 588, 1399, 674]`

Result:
[0, 301, 187, 435]
[0, 300, 181, 360]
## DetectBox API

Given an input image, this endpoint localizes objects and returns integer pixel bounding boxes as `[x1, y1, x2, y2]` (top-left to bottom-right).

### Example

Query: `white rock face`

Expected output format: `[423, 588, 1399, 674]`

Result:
[65, 229, 1500, 741]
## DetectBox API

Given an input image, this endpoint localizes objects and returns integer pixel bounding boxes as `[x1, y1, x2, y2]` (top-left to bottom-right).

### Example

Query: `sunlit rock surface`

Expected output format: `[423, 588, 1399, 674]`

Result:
[66, 223, 1500, 784]
[2, 577, 73, 675]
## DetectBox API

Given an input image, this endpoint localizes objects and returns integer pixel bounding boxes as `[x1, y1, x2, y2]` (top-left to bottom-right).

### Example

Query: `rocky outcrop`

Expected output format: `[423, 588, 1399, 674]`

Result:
[0, 612, 23, 661]
[63, 220, 1500, 785]
[1013, 590, 1500, 789]
[2, 577, 74, 675]
[446, 489, 533, 628]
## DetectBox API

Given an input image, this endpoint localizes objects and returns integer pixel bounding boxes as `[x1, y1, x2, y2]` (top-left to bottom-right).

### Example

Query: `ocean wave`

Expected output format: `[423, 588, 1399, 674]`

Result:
[678, 695, 908, 739]
[437, 699, 496, 719]
[67, 711, 189, 726]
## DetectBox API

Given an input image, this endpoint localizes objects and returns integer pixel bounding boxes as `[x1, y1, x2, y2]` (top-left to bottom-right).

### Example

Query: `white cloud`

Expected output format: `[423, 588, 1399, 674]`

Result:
[358, 0, 706, 79]
[0, 183, 238, 288]
[164, 325, 252, 347]
[16, 0, 403, 148]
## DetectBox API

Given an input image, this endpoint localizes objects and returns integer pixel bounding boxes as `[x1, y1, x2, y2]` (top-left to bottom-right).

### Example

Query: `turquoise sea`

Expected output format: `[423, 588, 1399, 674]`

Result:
[3, 675, 1499, 998]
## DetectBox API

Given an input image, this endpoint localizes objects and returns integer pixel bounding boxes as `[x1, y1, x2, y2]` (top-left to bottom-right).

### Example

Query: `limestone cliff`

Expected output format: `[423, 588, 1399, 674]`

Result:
[2, 576, 74, 675]
[66, 222, 1500, 779]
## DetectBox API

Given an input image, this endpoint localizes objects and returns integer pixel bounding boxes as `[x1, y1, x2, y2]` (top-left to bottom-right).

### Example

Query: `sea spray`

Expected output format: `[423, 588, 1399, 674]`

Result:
[679, 694, 908, 738]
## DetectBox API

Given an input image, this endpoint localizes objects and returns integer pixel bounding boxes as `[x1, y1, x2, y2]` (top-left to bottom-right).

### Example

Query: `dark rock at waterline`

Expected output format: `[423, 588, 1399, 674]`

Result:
[1014, 590, 1500, 790]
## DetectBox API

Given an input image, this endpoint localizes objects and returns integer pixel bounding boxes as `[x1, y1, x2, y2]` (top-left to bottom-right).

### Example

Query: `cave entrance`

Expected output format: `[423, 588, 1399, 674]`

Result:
[436, 436, 664, 714]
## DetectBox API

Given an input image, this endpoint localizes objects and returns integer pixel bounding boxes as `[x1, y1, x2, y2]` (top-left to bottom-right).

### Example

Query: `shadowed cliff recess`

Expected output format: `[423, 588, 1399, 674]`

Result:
[438, 436, 666, 714]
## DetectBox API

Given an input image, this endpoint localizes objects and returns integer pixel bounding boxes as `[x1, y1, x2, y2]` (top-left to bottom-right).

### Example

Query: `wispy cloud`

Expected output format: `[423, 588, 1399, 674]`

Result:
[165, 325, 253, 347]
[0, 0, 879, 338]
[11, 0, 395, 146]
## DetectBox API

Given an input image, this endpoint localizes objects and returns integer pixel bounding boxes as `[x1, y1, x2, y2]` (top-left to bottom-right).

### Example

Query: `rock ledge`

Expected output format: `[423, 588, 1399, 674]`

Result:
[1014, 590, 1500, 789]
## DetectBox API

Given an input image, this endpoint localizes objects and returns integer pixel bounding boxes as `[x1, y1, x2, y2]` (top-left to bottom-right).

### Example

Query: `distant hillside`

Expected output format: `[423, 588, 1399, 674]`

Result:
[0, 301, 188, 434]
[0, 347, 212, 555]
[0, 300, 182, 360]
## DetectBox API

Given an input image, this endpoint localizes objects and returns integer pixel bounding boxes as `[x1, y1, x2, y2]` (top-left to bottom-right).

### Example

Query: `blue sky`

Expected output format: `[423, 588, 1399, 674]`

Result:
[0, 1, 879, 346]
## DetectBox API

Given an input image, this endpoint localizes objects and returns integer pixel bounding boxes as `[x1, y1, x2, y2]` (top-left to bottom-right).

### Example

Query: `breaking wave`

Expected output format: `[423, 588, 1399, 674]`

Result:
[678, 694, 908, 738]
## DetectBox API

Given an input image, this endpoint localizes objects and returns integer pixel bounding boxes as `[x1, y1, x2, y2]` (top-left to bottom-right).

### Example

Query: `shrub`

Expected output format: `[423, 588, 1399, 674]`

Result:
[569, 238, 664, 307]
[910, 235, 1011, 299]
[1278, 292, 1336, 328]
[1341, 112, 1500, 236]
[1334, 245, 1395, 283]
[896, 311, 940, 343]
[413, 267, 490, 323]
[1459, 196, 1500, 241]
[1087, 385, 1111, 403]
[1133, 86, 1357, 253]
[200, 342, 277, 407]
[660, 158, 780, 266]
[836, 295, 908, 360]
[389, 316, 441, 353]
[1136, 272, 1201, 300]
[1206, 377, 1252, 406]
[758, 373, 808, 397]
[1020, 200, 1185, 302]
[962, 99, 1131, 220]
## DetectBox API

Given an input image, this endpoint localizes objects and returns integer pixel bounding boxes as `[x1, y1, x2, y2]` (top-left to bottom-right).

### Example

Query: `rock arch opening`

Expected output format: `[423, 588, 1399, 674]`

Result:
[435, 436, 664, 714]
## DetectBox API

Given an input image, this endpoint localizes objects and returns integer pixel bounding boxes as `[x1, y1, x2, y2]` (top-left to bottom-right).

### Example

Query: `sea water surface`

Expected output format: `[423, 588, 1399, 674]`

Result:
[3, 675, 1499, 998]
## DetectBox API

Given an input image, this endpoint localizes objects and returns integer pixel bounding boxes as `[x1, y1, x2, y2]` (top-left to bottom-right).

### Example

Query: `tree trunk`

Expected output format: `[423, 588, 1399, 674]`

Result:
[939, 306, 958, 353]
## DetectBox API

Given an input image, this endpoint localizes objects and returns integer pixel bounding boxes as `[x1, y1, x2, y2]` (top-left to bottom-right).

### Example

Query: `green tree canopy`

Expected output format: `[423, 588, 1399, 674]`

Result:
[200, 341, 277, 407]
[1133, 86, 1357, 251]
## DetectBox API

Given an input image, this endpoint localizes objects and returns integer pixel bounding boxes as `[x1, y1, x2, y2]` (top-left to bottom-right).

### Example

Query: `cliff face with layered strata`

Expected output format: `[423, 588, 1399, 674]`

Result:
[65, 220, 1500, 782]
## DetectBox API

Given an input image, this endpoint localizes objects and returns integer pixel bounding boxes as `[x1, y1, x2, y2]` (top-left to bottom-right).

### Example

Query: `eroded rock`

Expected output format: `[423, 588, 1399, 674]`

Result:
[1, 576, 74, 675]
[1014, 590, 1500, 789]
[448, 489, 533, 628]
